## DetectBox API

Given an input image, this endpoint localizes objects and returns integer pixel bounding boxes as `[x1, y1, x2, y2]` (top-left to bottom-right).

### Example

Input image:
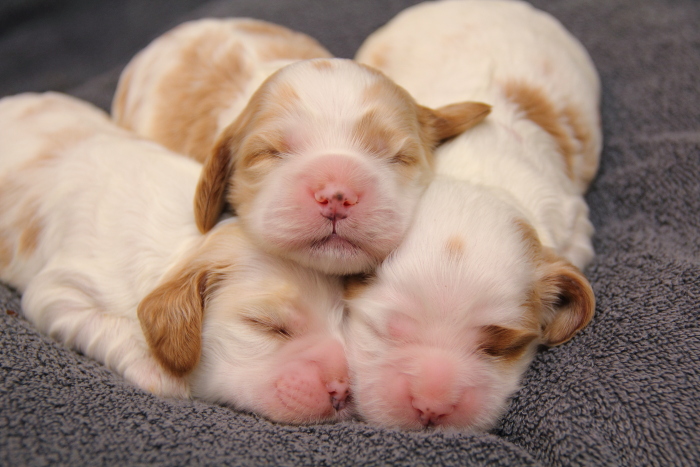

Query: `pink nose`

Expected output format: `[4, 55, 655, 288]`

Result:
[327, 379, 350, 411]
[314, 184, 358, 220]
[412, 398, 455, 426]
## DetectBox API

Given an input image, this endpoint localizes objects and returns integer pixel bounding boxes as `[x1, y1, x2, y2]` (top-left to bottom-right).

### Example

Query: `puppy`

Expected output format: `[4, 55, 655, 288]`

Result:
[346, 0, 600, 430]
[113, 19, 491, 275]
[0, 92, 350, 424]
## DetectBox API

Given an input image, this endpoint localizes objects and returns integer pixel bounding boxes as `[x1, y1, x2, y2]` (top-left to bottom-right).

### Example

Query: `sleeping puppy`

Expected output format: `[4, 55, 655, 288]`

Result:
[113, 18, 491, 275]
[346, 0, 601, 430]
[0, 92, 350, 424]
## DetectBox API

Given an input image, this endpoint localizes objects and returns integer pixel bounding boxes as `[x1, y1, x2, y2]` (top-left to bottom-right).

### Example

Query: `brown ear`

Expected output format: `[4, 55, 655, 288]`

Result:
[538, 257, 595, 346]
[194, 133, 236, 233]
[419, 101, 491, 146]
[137, 264, 210, 377]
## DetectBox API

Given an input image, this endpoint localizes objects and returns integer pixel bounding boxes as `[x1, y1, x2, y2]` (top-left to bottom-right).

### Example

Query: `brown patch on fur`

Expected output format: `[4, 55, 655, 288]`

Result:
[310, 59, 334, 71]
[17, 200, 42, 255]
[275, 82, 300, 106]
[445, 235, 466, 258]
[562, 104, 598, 187]
[367, 45, 390, 70]
[234, 20, 332, 61]
[503, 80, 575, 179]
[479, 325, 538, 363]
[342, 273, 376, 301]
[513, 218, 541, 261]
[0, 238, 11, 269]
[151, 33, 253, 163]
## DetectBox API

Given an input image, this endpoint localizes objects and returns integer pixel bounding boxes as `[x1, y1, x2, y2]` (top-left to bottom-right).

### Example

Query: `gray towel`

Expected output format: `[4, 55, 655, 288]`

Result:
[1, 0, 699, 465]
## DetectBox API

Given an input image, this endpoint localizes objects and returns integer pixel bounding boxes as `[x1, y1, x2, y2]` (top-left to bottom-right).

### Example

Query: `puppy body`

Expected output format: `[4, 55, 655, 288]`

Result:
[114, 19, 491, 275]
[348, 0, 600, 429]
[113, 18, 333, 162]
[0, 93, 350, 424]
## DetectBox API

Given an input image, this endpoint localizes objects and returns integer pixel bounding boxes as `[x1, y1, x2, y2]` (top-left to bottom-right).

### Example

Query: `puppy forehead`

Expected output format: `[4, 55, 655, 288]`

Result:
[268, 59, 414, 115]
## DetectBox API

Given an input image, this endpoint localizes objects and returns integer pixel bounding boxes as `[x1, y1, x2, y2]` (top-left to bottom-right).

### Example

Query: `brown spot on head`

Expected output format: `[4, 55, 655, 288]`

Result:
[502, 80, 575, 179]
[445, 235, 466, 259]
[310, 59, 334, 71]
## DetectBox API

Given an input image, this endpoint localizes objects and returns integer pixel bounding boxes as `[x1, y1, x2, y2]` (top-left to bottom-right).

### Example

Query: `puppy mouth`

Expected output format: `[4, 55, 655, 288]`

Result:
[310, 233, 360, 252]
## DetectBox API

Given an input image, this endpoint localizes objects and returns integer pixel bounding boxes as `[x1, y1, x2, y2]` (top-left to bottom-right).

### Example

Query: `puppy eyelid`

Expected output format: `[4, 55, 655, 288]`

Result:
[244, 148, 282, 167]
[241, 315, 293, 339]
[389, 152, 417, 166]
[478, 325, 537, 359]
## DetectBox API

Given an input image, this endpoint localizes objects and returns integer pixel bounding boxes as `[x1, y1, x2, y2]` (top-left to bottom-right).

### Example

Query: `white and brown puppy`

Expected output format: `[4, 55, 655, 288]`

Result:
[113, 18, 491, 275]
[346, 0, 600, 430]
[0, 92, 350, 424]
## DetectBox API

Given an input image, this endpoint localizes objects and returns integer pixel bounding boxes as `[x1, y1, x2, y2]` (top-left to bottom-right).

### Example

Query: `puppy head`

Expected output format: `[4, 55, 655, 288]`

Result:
[138, 221, 351, 424]
[343, 181, 594, 430]
[195, 58, 490, 274]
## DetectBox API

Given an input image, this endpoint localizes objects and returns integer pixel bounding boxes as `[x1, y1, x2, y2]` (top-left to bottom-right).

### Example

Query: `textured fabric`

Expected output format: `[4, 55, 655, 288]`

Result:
[1, 0, 699, 465]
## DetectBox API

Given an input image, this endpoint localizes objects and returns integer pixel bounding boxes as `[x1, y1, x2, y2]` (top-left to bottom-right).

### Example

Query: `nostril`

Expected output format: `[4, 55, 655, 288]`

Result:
[412, 399, 455, 426]
[314, 185, 359, 208]
[327, 379, 350, 411]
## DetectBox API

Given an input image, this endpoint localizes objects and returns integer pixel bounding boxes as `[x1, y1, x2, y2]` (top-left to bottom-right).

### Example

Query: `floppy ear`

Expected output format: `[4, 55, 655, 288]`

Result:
[194, 133, 237, 233]
[419, 101, 491, 146]
[137, 262, 213, 377]
[538, 255, 596, 346]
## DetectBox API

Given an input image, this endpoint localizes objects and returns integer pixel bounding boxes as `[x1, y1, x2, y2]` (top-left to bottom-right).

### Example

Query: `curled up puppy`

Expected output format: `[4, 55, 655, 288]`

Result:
[0, 93, 350, 424]
[346, 0, 601, 430]
[112, 18, 491, 274]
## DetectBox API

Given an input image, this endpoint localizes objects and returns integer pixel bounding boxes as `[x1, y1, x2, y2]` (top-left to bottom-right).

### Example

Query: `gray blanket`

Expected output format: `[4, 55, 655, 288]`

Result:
[1, 0, 698, 465]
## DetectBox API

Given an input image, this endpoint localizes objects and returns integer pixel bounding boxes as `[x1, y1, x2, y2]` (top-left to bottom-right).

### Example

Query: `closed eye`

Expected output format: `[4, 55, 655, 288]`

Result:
[478, 325, 538, 360]
[245, 148, 282, 166]
[389, 152, 418, 166]
[241, 315, 293, 339]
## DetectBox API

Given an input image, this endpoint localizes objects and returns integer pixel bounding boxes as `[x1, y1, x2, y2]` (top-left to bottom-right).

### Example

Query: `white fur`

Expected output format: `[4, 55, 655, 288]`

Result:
[0, 93, 350, 424]
[347, 0, 601, 430]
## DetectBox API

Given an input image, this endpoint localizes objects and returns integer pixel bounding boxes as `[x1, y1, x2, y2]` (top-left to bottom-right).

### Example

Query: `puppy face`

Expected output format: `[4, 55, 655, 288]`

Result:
[344, 181, 595, 430]
[195, 58, 490, 274]
[138, 222, 351, 424]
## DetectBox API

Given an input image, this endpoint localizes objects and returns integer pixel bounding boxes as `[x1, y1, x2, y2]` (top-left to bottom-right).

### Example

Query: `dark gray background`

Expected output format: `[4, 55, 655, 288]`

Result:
[1, 0, 699, 465]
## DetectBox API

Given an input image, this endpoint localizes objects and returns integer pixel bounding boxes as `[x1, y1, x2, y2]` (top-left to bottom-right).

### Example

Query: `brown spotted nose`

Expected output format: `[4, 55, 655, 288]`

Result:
[314, 184, 358, 221]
